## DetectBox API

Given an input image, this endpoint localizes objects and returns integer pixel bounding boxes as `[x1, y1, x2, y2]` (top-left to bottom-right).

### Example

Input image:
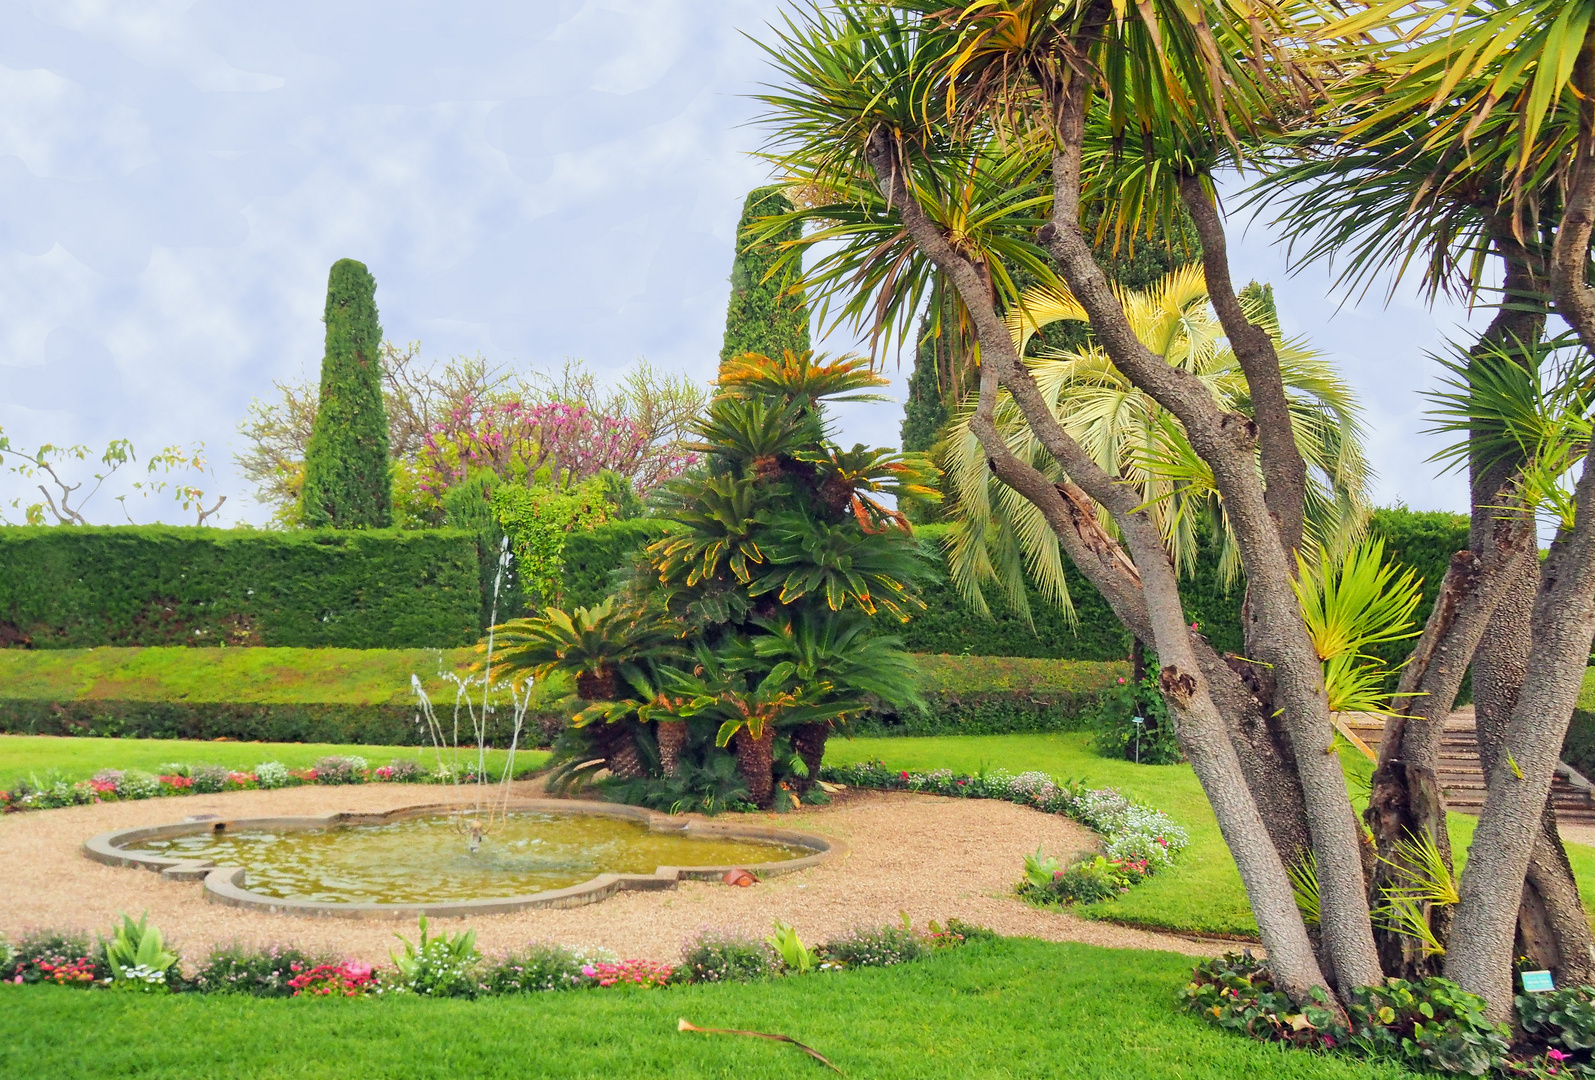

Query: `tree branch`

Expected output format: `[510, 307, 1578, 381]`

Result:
[1179, 173, 1308, 554]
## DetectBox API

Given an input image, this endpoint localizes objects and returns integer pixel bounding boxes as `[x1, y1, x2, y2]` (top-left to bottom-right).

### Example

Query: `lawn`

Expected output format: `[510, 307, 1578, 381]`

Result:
[0, 734, 548, 791]
[0, 938, 1409, 1080]
[828, 731, 1595, 938]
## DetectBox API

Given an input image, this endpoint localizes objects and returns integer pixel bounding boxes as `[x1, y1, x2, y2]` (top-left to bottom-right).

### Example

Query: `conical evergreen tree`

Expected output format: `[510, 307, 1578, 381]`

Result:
[901, 314, 950, 455]
[300, 258, 392, 528]
[719, 187, 810, 366]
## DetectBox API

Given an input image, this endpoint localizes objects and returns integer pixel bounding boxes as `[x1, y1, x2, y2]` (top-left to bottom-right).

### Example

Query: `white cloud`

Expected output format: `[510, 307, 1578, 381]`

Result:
[0, 0, 1480, 528]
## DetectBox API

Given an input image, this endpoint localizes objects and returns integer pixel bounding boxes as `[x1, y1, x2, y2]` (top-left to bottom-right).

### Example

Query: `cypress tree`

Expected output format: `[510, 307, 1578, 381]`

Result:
[900, 313, 949, 454]
[300, 258, 392, 529]
[719, 187, 810, 365]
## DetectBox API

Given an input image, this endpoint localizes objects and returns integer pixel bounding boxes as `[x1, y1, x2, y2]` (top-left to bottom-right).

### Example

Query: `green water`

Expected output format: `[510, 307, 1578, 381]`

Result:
[129, 812, 807, 904]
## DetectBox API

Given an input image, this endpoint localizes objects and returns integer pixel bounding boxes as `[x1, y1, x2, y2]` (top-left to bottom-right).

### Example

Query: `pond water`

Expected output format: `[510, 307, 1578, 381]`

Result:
[127, 812, 807, 904]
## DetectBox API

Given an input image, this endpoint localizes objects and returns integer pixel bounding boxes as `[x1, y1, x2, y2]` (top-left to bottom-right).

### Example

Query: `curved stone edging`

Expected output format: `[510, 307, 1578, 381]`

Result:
[82, 798, 847, 920]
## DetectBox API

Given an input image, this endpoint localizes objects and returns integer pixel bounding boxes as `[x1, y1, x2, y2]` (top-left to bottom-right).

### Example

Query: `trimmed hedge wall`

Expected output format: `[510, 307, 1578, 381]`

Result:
[550, 509, 1471, 662]
[0, 527, 480, 649]
[858, 655, 1126, 736]
[560, 519, 673, 610]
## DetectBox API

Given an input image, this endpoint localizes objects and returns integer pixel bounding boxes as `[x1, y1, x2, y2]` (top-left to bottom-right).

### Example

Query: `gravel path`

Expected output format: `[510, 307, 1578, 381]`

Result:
[0, 784, 1221, 966]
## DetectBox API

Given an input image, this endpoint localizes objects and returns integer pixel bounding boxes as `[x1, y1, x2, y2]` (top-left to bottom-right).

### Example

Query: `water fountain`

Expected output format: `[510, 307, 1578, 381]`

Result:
[82, 539, 844, 917]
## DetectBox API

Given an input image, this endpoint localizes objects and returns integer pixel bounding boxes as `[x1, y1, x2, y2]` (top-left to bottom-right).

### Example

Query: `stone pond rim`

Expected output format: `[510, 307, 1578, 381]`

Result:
[82, 798, 846, 920]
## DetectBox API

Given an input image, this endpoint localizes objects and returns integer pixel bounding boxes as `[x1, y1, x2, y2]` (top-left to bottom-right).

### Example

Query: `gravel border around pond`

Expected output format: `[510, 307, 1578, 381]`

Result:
[0, 782, 1223, 966]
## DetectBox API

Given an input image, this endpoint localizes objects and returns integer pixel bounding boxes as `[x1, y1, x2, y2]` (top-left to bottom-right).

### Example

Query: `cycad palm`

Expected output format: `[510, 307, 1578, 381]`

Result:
[944, 266, 1371, 620]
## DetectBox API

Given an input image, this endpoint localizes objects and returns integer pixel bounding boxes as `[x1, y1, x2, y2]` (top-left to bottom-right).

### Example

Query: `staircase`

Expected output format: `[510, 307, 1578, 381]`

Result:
[1340, 708, 1595, 827]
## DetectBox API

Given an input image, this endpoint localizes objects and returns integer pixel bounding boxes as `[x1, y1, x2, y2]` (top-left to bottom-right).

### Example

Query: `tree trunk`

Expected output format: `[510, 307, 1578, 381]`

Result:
[790, 722, 830, 795]
[576, 668, 619, 702]
[1445, 441, 1595, 1020]
[1470, 545, 1595, 988]
[733, 727, 775, 809]
[656, 721, 688, 778]
[595, 722, 645, 780]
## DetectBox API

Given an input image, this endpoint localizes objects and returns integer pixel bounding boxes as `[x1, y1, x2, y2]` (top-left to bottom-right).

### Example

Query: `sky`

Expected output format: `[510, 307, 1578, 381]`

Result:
[0, 0, 1486, 527]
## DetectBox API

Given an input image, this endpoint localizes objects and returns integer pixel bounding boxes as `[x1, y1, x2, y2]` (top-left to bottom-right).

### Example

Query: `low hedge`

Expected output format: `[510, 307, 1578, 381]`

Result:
[858, 656, 1126, 737]
[0, 646, 1118, 745]
[0, 527, 481, 650]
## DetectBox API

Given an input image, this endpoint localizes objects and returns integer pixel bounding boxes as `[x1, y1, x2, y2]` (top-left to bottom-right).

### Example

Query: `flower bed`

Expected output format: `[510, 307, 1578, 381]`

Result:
[818, 761, 1188, 903]
[1, 755, 535, 814]
[0, 915, 997, 999]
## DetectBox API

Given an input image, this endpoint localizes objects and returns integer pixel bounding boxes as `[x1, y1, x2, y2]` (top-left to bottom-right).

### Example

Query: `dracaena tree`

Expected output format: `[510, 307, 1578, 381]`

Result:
[753, 0, 1595, 1022]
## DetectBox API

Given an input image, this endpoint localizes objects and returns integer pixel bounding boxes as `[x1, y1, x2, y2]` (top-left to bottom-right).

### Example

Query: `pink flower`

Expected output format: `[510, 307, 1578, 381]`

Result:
[1116, 677, 1126, 685]
[1550, 1050, 1571, 1062]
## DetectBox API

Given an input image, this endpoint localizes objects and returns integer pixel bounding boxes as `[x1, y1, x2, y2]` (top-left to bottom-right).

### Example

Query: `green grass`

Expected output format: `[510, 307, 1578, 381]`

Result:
[827, 732, 1595, 938]
[0, 646, 482, 704]
[0, 646, 1117, 705]
[0, 734, 548, 791]
[0, 939, 1408, 1080]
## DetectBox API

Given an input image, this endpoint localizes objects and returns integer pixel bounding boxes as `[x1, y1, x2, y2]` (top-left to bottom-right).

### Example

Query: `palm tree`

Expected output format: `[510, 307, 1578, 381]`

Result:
[943, 266, 1371, 620]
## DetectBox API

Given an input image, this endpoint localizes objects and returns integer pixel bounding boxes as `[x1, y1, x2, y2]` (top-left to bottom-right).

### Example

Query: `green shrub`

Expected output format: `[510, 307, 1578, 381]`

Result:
[677, 930, 776, 984]
[312, 755, 368, 784]
[0, 526, 479, 649]
[1088, 672, 1181, 764]
[819, 925, 927, 968]
[559, 519, 672, 610]
[388, 918, 481, 999]
[482, 945, 605, 993]
[191, 944, 330, 997]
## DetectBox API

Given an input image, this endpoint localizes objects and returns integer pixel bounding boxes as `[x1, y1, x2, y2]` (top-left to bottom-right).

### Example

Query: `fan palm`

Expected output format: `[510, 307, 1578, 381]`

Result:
[944, 266, 1371, 619]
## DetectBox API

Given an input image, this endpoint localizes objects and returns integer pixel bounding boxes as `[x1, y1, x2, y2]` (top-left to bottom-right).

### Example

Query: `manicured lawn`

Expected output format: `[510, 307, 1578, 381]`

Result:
[0, 734, 548, 790]
[0, 938, 1410, 1080]
[829, 732, 1595, 938]
[0, 646, 482, 704]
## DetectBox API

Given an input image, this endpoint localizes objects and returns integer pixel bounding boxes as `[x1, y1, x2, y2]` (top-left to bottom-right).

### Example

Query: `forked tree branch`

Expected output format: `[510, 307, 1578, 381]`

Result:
[864, 124, 1336, 1008]
[1179, 174, 1309, 555]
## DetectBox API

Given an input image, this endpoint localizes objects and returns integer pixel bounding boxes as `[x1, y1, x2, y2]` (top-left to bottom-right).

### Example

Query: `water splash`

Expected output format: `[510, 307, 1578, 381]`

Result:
[411, 536, 531, 847]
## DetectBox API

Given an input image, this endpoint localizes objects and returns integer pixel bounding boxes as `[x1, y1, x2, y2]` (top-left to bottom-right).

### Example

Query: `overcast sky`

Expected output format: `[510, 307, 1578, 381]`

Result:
[0, 0, 1483, 527]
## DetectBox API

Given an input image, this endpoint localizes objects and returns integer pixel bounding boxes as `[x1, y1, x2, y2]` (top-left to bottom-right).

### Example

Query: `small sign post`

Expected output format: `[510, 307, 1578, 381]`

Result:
[1522, 970, 1556, 993]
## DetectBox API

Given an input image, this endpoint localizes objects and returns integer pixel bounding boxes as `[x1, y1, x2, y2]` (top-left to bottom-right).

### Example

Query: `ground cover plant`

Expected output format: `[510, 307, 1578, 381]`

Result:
[0, 937, 1416, 1080]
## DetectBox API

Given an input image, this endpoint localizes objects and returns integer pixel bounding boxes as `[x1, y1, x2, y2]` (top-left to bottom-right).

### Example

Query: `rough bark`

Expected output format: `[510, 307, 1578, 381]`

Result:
[1446, 441, 1595, 1019]
[1036, 95, 1381, 992]
[790, 722, 829, 795]
[1179, 176, 1308, 555]
[1472, 537, 1595, 988]
[595, 722, 646, 780]
[733, 727, 776, 809]
[656, 720, 688, 778]
[864, 125, 1335, 1008]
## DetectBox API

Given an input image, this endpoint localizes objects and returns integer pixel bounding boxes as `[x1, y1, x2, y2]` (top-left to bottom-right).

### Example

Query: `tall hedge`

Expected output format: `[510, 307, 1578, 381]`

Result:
[301, 258, 392, 528]
[719, 187, 810, 365]
[550, 509, 1471, 661]
[0, 527, 478, 649]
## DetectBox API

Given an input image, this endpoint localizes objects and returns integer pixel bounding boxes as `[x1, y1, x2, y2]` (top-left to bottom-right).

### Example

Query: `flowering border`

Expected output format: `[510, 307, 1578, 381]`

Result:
[2, 755, 521, 814]
[817, 761, 1189, 896]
